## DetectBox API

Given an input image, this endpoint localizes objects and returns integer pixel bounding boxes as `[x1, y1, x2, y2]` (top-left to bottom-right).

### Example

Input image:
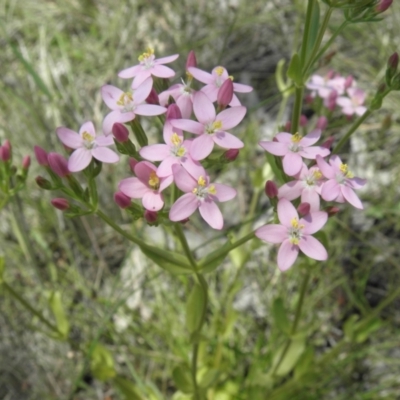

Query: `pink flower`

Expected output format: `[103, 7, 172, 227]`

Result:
[189, 66, 252, 106]
[169, 165, 236, 230]
[278, 164, 325, 212]
[336, 88, 367, 116]
[119, 161, 173, 211]
[171, 91, 246, 160]
[101, 78, 166, 135]
[159, 82, 195, 119]
[56, 121, 119, 172]
[316, 155, 366, 209]
[255, 198, 328, 271]
[259, 130, 330, 176]
[118, 49, 179, 88]
[139, 131, 203, 178]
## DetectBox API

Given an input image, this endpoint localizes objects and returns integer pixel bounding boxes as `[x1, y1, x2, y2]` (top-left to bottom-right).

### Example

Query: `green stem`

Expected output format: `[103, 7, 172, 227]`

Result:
[191, 343, 201, 400]
[272, 271, 310, 376]
[291, 86, 304, 134]
[300, 0, 316, 65]
[174, 223, 197, 268]
[3, 281, 60, 334]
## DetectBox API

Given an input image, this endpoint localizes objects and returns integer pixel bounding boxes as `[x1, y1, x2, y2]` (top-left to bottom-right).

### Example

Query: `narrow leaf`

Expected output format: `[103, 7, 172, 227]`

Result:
[287, 53, 303, 86]
[186, 282, 207, 333]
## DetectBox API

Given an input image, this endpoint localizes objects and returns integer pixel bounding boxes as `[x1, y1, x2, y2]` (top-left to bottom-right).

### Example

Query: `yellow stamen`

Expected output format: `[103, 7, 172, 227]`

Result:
[228, 75, 234, 81]
[290, 237, 300, 245]
[215, 66, 225, 76]
[291, 132, 302, 143]
[197, 176, 206, 187]
[176, 147, 185, 157]
[313, 170, 322, 180]
[212, 121, 223, 130]
[148, 171, 160, 190]
[291, 218, 304, 229]
[208, 185, 217, 195]
[138, 47, 154, 62]
[186, 71, 193, 80]
[82, 131, 94, 142]
[116, 92, 133, 106]
[192, 188, 198, 194]
[171, 132, 182, 146]
[340, 163, 354, 178]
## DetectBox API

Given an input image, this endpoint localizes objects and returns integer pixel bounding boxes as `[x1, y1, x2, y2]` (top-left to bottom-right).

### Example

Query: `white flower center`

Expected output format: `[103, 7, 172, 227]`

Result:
[288, 218, 304, 245]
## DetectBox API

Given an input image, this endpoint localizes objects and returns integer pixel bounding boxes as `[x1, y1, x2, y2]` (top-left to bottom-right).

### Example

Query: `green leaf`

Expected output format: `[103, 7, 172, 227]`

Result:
[90, 344, 116, 381]
[198, 240, 232, 273]
[272, 335, 306, 377]
[199, 368, 220, 389]
[294, 346, 314, 380]
[275, 59, 288, 94]
[343, 314, 359, 341]
[172, 365, 193, 394]
[304, 1, 320, 63]
[141, 246, 193, 275]
[272, 298, 290, 334]
[354, 317, 382, 343]
[0, 256, 4, 284]
[186, 282, 207, 333]
[287, 53, 303, 87]
[113, 376, 144, 400]
[48, 291, 70, 339]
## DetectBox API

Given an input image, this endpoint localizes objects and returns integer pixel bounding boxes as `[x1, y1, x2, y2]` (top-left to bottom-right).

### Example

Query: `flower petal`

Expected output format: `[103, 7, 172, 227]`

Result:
[342, 185, 363, 209]
[91, 147, 119, 164]
[133, 77, 153, 103]
[193, 91, 216, 124]
[101, 85, 125, 109]
[278, 180, 303, 201]
[68, 148, 92, 172]
[188, 67, 214, 84]
[190, 134, 214, 160]
[103, 110, 135, 136]
[172, 164, 199, 192]
[56, 127, 83, 149]
[79, 121, 96, 137]
[301, 211, 328, 234]
[277, 239, 299, 271]
[157, 156, 177, 177]
[321, 179, 340, 201]
[217, 106, 246, 130]
[171, 119, 204, 135]
[119, 177, 148, 198]
[169, 193, 199, 221]
[277, 198, 298, 227]
[140, 144, 170, 161]
[213, 131, 244, 149]
[199, 200, 223, 230]
[255, 224, 287, 244]
[298, 235, 328, 261]
[259, 141, 288, 156]
[300, 146, 330, 159]
[118, 64, 142, 79]
[142, 191, 164, 211]
[134, 161, 157, 184]
[152, 65, 176, 78]
[96, 135, 115, 146]
[283, 152, 303, 176]
[155, 54, 179, 64]
[316, 155, 335, 179]
[135, 104, 166, 116]
[212, 184, 237, 202]
[299, 129, 321, 147]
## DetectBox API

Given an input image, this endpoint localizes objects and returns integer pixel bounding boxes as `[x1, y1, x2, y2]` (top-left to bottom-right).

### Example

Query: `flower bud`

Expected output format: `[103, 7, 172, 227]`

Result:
[34, 146, 49, 166]
[51, 198, 70, 211]
[112, 123, 130, 143]
[284, 121, 292, 132]
[0, 145, 10, 162]
[324, 91, 337, 111]
[217, 79, 233, 108]
[386, 52, 399, 85]
[48, 152, 70, 177]
[35, 175, 53, 190]
[316, 116, 328, 131]
[144, 210, 158, 223]
[297, 202, 310, 216]
[114, 191, 131, 209]
[186, 50, 197, 70]
[305, 94, 314, 105]
[299, 115, 308, 127]
[344, 75, 353, 89]
[22, 155, 31, 170]
[129, 158, 139, 173]
[326, 206, 340, 217]
[321, 136, 335, 149]
[223, 148, 239, 162]
[166, 103, 182, 120]
[265, 180, 278, 199]
[146, 88, 160, 105]
[376, 0, 393, 13]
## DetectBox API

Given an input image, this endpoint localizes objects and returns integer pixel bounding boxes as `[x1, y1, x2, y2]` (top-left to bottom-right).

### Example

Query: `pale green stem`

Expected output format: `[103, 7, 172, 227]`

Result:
[174, 223, 197, 268]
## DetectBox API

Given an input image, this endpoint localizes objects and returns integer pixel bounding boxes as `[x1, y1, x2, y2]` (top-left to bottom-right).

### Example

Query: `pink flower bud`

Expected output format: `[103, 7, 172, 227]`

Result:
[48, 152, 70, 177]
[35, 175, 52, 190]
[388, 52, 399, 70]
[376, 0, 393, 13]
[166, 104, 182, 120]
[316, 116, 328, 131]
[344, 76, 353, 89]
[305, 94, 314, 105]
[299, 115, 308, 127]
[284, 121, 292, 132]
[114, 191, 131, 209]
[321, 136, 335, 149]
[144, 210, 158, 223]
[34, 146, 49, 166]
[112, 123, 129, 143]
[326, 70, 335, 80]
[223, 148, 239, 162]
[146, 88, 160, 105]
[129, 158, 139, 173]
[324, 91, 337, 111]
[22, 155, 31, 170]
[217, 79, 233, 108]
[0, 145, 10, 162]
[265, 180, 278, 199]
[326, 206, 340, 217]
[51, 198, 70, 211]
[297, 202, 310, 216]
[186, 50, 197, 70]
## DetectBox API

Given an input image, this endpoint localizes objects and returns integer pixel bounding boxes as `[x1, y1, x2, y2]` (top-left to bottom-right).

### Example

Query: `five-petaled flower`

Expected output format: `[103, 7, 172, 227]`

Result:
[255, 198, 328, 271]
[56, 121, 119, 172]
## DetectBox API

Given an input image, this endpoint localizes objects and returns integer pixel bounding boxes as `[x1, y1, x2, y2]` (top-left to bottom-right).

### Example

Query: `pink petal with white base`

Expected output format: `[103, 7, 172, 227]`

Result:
[302, 212, 328, 234]
[283, 152, 302, 176]
[298, 236, 327, 260]
[275, 132, 292, 143]
[140, 144, 170, 161]
[316, 156, 335, 179]
[171, 119, 204, 135]
[300, 146, 330, 159]
[172, 164, 198, 192]
[259, 141, 288, 156]
[321, 180, 340, 201]
[101, 85, 124, 109]
[132, 72, 152, 89]
[301, 189, 320, 212]
[159, 175, 174, 192]
[278, 181, 303, 201]
[176, 95, 193, 119]
[255, 224, 287, 244]
[142, 191, 164, 211]
[188, 67, 214, 84]
[79, 121, 96, 137]
[199, 200, 223, 230]
[103, 110, 135, 136]
[213, 131, 244, 149]
[277, 198, 298, 227]
[169, 193, 199, 221]
[56, 127, 83, 149]
[193, 92, 216, 124]
[218, 106, 246, 130]
[133, 78, 153, 103]
[157, 157, 178, 177]
[119, 177, 148, 198]
[68, 148, 92, 172]
[135, 104, 166, 116]
[91, 147, 119, 163]
[190, 134, 215, 160]
[118, 65, 142, 79]
[201, 85, 219, 101]
[212, 184, 237, 202]
[277, 240, 299, 271]
[181, 158, 205, 179]
[341, 185, 363, 209]
[134, 161, 156, 183]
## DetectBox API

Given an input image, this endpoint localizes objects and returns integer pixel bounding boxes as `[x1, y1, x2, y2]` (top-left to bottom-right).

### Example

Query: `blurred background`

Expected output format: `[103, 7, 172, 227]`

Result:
[1, 0, 400, 399]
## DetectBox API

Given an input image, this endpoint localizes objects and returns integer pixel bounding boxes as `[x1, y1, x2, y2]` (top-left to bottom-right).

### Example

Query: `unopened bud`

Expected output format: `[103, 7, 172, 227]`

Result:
[166, 103, 182, 120]
[376, 0, 393, 13]
[217, 79, 233, 108]
[324, 91, 337, 111]
[35, 175, 52, 190]
[144, 210, 158, 223]
[129, 158, 139, 173]
[386, 52, 399, 85]
[114, 191, 131, 209]
[316, 116, 328, 131]
[34, 146, 49, 166]
[112, 123, 130, 143]
[22, 155, 31, 170]
[0, 145, 10, 162]
[299, 115, 308, 127]
[326, 206, 340, 217]
[297, 202, 310, 216]
[51, 198, 70, 211]
[223, 148, 239, 162]
[186, 50, 197, 70]
[146, 88, 160, 105]
[284, 121, 292, 132]
[344, 76, 353, 89]
[321, 136, 335, 149]
[305, 94, 314, 105]
[265, 180, 278, 199]
[48, 153, 70, 177]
